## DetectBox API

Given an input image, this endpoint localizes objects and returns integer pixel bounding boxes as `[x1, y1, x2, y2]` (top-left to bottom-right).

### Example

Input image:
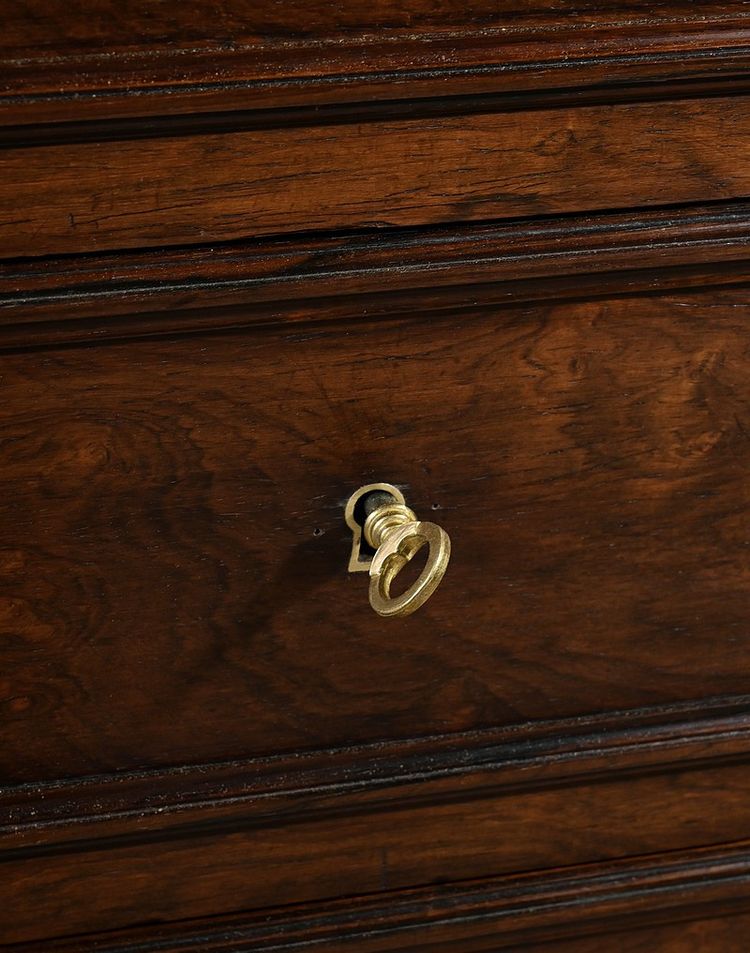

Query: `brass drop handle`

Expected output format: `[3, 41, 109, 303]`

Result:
[345, 483, 451, 617]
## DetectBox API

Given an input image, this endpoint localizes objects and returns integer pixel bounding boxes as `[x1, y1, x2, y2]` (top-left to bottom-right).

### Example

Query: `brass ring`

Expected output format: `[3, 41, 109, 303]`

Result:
[368, 521, 451, 618]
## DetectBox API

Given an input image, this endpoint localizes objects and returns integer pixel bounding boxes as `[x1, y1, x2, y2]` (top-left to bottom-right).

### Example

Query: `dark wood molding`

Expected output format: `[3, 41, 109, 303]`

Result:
[3, 7, 750, 125]
[4, 202, 750, 348]
[4, 695, 750, 852]
[8, 742, 750, 942]
[6, 4, 750, 949]
[5, 96, 750, 259]
[11, 840, 750, 952]
[7, 72, 750, 146]
[7, 77, 750, 151]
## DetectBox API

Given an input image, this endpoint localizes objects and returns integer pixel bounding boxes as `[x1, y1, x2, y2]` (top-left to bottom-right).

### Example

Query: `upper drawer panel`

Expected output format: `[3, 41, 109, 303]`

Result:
[3, 95, 750, 258]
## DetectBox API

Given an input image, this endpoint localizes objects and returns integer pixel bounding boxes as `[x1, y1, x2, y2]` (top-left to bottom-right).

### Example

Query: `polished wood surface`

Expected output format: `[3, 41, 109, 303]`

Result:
[7, 699, 750, 942]
[5, 0, 742, 51]
[4, 95, 750, 257]
[6, 761, 750, 943]
[3, 202, 750, 347]
[6, 840, 750, 951]
[4, 1, 750, 949]
[522, 913, 750, 953]
[2, 2, 750, 122]
[4, 697, 747, 845]
[3, 289, 750, 783]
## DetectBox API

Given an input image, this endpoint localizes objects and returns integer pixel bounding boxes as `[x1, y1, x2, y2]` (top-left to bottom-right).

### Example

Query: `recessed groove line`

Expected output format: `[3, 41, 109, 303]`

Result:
[4, 235, 750, 309]
[4, 68, 750, 147]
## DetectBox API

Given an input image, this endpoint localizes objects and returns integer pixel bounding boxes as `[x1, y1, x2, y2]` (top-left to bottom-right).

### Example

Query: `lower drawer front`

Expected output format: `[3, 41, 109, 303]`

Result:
[2, 289, 750, 782]
[5, 284, 750, 944]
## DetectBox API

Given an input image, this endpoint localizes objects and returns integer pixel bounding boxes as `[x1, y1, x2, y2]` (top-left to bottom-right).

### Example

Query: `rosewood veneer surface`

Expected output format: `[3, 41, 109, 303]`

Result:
[3, 1, 750, 950]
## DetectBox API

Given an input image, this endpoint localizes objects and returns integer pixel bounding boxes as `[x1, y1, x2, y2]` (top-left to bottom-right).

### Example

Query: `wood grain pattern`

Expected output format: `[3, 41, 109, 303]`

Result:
[2, 3, 750, 123]
[2, 289, 750, 784]
[5, 696, 750, 848]
[18, 917, 750, 953]
[5, 96, 750, 257]
[6, 0, 744, 51]
[2, 203, 750, 352]
[521, 913, 750, 953]
[5, 762, 750, 943]
[3, 202, 750, 344]
[6, 3, 750, 949]
[7, 840, 750, 952]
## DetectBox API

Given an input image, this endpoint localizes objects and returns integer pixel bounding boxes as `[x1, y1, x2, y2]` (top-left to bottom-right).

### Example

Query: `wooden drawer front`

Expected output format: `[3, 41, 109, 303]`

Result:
[2, 288, 750, 783]
[5, 760, 750, 944]
[3, 95, 750, 257]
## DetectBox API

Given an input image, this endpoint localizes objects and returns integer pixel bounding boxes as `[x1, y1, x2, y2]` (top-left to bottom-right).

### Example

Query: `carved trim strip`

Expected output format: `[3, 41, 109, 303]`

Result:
[3, 10, 750, 124]
[3, 202, 750, 348]
[13, 839, 750, 952]
[4, 694, 750, 848]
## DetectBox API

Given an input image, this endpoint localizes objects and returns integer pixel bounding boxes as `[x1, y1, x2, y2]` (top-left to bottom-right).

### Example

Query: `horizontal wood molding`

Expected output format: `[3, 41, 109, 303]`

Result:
[8, 748, 750, 942]
[6, 688, 750, 942]
[9, 839, 750, 952]
[4, 202, 750, 348]
[5, 96, 750, 259]
[7, 77, 750, 151]
[3, 7, 750, 124]
[4, 695, 750, 849]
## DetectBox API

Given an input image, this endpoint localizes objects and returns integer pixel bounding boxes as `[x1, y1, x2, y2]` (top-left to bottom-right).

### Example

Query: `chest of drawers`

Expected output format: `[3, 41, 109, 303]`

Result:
[4, 2, 750, 950]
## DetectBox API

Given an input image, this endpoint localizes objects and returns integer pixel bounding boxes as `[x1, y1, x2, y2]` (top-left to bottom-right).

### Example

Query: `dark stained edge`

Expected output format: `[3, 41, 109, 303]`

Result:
[6, 75, 750, 149]
[3, 202, 750, 349]
[2, 11, 750, 125]
[11, 839, 750, 952]
[3, 694, 750, 852]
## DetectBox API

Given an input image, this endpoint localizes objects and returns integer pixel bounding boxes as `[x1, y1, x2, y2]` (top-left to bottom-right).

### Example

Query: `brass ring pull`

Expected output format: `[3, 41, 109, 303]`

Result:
[345, 484, 451, 618]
